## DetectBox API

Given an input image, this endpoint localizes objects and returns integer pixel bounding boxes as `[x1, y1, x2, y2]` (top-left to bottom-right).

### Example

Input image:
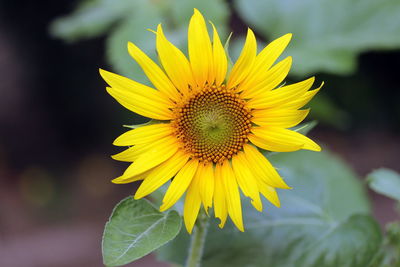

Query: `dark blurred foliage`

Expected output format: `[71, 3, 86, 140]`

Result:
[1, 0, 131, 171]
[318, 51, 400, 131]
[0, 3, 131, 264]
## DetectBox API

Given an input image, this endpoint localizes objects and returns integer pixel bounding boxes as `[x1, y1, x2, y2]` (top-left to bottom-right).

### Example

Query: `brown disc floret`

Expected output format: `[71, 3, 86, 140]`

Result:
[172, 84, 252, 163]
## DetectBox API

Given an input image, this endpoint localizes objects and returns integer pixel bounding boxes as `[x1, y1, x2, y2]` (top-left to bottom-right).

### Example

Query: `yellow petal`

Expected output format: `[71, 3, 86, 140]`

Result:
[279, 86, 322, 109]
[232, 152, 263, 211]
[184, 173, 202, 234]
[246, 77, 315, 110]
[134, 150, 189, 199]
[112, 131, 176, 162]
[156, 24, 195, 95]
[249, 133, 303, 152]
[188, 9, 213, 86]
[122, 136, 179, 178]
[99, 69, 172, 107]
[213, 162, 228, 228]
[252, 109, 310, 128]
[160, 159, 199, 212]
[111, 169, 152, 184]
[197, 162, 214, 213]
[253, 33, 292, 72]
[211, 22, 227, 86]
[237, 33, 292, 95]
[251, 126, 321, 152]
[258, 181, 281, 207]
[227, 28, 257, 89]
[240, 56, 292, 99]
[106, 87, 173, 120]
[243, 144, 290, 189]
[127, 42, 179, 101]
[113, 123, 173, 146]
[221, 160, 244, 232]
[111, 145, 147, 162]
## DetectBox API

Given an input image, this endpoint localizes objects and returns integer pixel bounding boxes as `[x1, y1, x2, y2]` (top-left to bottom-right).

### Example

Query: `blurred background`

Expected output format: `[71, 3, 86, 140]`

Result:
[0, 0, 399, 266]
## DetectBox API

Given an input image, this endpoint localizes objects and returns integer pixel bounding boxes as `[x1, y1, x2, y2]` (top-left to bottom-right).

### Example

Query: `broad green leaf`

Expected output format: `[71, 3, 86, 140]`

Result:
[369, 222, 400, 267]
[102, 197, 182, 267]
[367, 168, 400, 202]
[157, 150, 381, 267]
[51, 0, 230, 79]
[170, 0, 229, 29]
[105, 5, 164, 84]
[234, 0, 400, 76]
[49, 0, 145, 42]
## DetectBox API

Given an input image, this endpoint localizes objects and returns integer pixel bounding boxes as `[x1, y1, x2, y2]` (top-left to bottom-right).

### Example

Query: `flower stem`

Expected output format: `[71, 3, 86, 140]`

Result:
[185, 209, 209, 267]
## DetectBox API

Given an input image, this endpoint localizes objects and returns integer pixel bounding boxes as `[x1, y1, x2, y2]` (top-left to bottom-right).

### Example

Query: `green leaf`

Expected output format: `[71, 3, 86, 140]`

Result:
[50, 0, 231, 82]
[308, 94, 351, 129]
[49, 0, 143, 42]
[234, 0, 400, 76]
[157, 150, 381, 267]
[105, 0, 230, 83]
[102, 197, 182, 267]
[169, 0, 229, 33]
[369, 222, 400, 267]
[105, 6, 164, 84]
[367, 168, 400, 202]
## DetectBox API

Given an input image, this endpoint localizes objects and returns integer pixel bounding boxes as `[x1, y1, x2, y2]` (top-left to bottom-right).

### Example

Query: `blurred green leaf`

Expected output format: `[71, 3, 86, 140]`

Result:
[234, 0, 400, 76]
[170, 0, 229, 31]
[308, 93, 350, 129]
[367, 168, 400, 201]
[157, 150, 381, 267]
[51, 0, 230, 79]
[381, 222, 400, 267]
[50, 0, 143, 41]
[370, 222, 400, 267]
[102, 197, 182, 266]
[105, 0, 229, 81]
[105, 6, 165, 83]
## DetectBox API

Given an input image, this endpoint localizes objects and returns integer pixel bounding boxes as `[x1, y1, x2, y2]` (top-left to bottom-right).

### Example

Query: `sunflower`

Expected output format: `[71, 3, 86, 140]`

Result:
[100, 9, 322, 233]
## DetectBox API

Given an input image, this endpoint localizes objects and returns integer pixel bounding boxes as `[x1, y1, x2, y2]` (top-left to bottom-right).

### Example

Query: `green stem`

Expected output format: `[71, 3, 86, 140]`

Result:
[185, 209, 209, 267]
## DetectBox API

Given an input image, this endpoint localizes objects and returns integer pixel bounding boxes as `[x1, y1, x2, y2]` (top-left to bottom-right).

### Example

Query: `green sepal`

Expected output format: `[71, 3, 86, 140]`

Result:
[122, 119, 163, 129]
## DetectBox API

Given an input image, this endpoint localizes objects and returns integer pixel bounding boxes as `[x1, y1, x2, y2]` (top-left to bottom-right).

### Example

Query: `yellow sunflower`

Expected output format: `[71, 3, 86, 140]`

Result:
[100, 9, 322, 233]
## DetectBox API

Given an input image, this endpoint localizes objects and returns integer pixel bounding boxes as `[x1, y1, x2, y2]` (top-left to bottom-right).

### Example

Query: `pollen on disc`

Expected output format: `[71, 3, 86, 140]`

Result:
[172, 84, 252, 163]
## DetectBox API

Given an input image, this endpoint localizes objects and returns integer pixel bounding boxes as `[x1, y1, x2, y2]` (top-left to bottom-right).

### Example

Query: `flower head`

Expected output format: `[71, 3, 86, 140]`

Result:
[100, 9, 322, 233]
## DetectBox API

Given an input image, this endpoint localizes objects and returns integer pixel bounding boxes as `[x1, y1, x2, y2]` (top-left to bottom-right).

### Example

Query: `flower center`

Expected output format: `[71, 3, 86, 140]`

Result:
[173, 84, 252, 163]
